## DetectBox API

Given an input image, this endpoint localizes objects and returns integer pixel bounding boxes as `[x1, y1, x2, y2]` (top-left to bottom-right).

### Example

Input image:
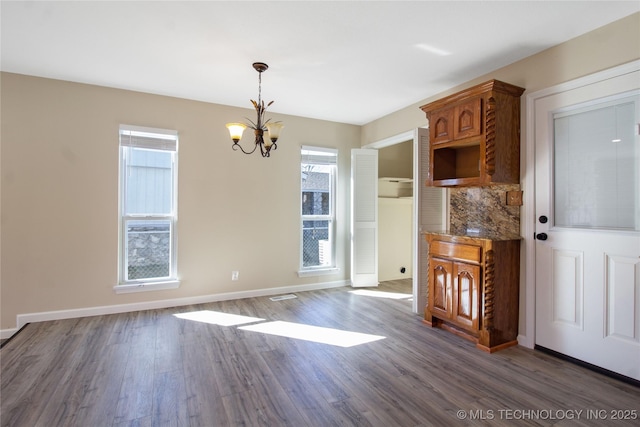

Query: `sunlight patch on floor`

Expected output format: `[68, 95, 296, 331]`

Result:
[238, 321, 385, 347]
[349, 289, 412, 300]
[174, 310, 264, 326]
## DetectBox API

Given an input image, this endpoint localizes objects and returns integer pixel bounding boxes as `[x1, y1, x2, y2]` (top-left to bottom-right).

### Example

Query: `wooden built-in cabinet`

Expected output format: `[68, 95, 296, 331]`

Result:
[424, 233, 520, 353]
[420, 80, 525, 187]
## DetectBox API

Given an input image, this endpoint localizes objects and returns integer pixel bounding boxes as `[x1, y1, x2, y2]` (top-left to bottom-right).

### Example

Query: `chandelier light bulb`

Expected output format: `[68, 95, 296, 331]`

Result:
[226, 123, 247, 143]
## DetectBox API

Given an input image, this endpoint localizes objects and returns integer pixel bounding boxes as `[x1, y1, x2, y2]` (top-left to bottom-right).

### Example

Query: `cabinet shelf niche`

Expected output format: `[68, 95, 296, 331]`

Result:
[432, 144, 480, 182]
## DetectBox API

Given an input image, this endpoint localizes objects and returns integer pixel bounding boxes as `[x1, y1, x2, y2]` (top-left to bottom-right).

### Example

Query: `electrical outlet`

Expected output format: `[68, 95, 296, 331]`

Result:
[232, 271, 239, 281]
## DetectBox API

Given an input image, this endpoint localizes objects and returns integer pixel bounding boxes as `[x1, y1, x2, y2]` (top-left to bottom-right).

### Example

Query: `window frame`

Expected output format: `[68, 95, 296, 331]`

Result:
[299, 146, 338, 276]
[116, 124, 179, 293]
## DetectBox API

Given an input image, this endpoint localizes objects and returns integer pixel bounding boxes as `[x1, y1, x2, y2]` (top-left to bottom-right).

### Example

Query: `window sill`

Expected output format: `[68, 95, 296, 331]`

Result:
[297, 267, 340, 278]
[114, 280, 180, 294]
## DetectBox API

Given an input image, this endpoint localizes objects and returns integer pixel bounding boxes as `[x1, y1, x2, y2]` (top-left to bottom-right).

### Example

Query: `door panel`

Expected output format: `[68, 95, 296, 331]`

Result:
[551, 249, 583, 328]
[453, 262, 480, 329]
[430, 258, 451, 318]
[605, 254, 640, 342]
[351, 149, 378, 287]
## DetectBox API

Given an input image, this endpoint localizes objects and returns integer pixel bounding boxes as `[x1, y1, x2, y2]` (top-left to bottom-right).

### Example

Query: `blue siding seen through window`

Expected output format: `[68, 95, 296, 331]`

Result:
[125, 148, 173, 215]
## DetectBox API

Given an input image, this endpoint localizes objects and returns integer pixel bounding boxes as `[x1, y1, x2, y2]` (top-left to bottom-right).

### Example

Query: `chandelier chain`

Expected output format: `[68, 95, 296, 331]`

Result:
[258, 70, 262, 111]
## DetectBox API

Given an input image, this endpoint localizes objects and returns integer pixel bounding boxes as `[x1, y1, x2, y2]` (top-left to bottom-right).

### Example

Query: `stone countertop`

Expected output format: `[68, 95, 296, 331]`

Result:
[423, 229, 523, 241]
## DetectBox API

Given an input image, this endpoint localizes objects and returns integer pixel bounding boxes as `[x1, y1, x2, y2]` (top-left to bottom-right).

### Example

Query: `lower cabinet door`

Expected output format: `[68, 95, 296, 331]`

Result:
[452, 261, 480, 330]
[429, 257, 452, 319]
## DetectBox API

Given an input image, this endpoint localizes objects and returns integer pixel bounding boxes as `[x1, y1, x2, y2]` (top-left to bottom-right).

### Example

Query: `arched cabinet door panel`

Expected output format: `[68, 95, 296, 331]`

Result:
[452, 262, 480, 330]
[429, 108, 454, 145]
[429, 259, 452, 319]
[453, 97, 482, 140]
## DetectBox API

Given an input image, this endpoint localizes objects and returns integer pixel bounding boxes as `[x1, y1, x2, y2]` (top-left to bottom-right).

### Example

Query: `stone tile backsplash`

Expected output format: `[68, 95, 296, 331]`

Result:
[449, 184, 521, 237]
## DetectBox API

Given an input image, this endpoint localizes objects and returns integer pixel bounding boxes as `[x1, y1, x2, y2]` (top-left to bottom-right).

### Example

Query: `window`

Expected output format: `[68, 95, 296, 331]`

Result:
[118, 125, 178, 291]
[300, 146, 337, 273]
[553, 93, 639, 230]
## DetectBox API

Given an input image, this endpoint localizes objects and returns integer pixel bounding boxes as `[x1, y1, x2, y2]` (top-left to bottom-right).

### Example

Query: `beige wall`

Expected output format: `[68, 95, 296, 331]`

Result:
[361, 12, 640, 145]
[378, 140, 413, 179]
[0, 74, 360, 330]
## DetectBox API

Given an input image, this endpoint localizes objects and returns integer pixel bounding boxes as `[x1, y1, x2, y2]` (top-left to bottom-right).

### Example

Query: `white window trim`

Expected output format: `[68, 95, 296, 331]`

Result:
[297, 267, 340, 277]
[116, 124, 180, 293]
[114, 280, 180, 294]
[300, 146, 338, 274]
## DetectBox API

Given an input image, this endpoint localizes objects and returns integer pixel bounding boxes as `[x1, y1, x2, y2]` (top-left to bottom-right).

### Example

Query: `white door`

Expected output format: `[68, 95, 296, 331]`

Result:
[535, 67, 640, 381]
[351, 148, 378, 287]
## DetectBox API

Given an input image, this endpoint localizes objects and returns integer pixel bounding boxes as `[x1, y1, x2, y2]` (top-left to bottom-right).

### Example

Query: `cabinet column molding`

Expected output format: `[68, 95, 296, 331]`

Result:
[484, 97, 497, 176]
[483, 249, 495, 330]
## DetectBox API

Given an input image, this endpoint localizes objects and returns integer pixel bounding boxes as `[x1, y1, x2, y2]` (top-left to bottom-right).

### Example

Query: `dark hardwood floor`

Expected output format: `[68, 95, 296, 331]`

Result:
[1, 280, 639, 426]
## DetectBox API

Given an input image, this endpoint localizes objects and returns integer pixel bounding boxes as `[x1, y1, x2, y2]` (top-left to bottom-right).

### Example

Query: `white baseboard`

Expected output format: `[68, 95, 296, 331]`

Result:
[0, 280, 348, 340]
[1, 327, 20, 340]
[517, 333, 534, 349]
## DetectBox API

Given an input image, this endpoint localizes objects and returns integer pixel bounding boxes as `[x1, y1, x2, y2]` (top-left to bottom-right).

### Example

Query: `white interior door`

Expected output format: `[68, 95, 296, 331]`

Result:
[534, 68, 640, 381]
[351, 148, 378, 287]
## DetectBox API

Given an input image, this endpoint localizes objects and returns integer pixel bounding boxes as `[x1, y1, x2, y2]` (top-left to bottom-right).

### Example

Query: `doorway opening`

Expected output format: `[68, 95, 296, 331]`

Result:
[364, 129, 447, 314]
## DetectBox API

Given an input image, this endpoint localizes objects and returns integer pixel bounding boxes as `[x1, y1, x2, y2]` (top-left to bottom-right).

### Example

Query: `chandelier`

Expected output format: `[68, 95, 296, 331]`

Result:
[226, 62, 284, 157]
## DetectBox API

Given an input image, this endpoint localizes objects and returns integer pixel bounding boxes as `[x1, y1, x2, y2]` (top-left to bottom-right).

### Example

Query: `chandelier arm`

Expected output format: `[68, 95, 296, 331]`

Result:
[232, 141, 259, 155]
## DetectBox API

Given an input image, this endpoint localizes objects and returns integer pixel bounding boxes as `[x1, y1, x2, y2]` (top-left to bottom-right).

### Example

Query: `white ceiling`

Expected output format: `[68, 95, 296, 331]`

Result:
[2, 1, 639, 125]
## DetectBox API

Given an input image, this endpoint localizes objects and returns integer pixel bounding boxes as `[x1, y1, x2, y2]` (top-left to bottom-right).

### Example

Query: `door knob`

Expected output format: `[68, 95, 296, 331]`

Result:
[535, 233, 548, 241]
